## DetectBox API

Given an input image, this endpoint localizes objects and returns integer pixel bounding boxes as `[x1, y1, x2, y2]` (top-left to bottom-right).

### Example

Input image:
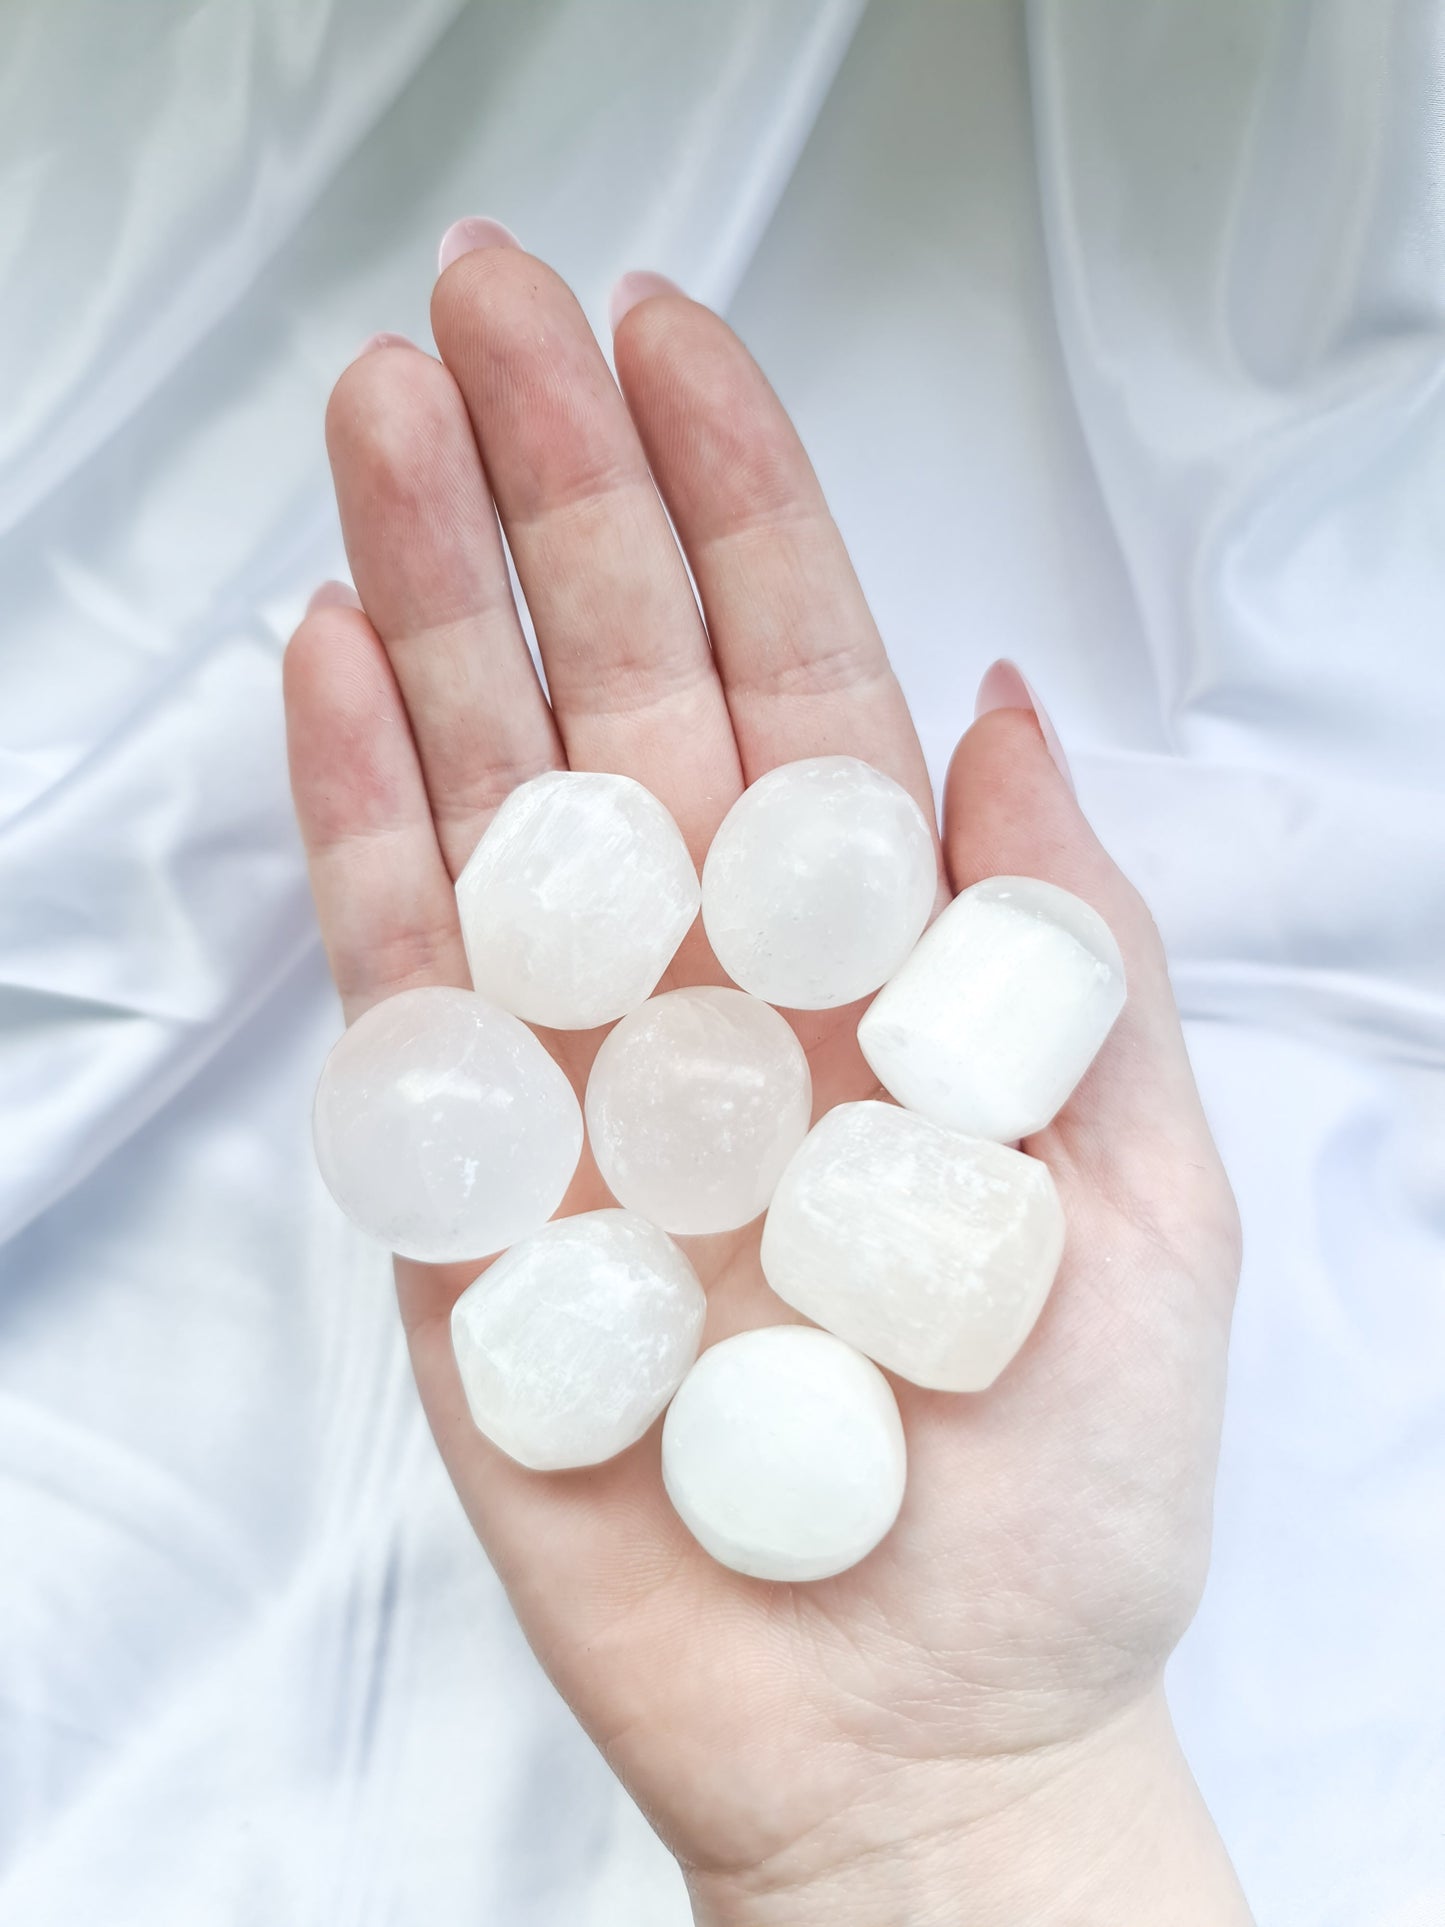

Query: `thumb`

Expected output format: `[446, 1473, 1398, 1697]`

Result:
[944, 663, 1236, 1272]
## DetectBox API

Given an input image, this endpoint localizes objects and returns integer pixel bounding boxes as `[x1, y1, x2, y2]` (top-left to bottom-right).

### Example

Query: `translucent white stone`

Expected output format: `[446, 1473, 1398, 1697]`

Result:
[662, 1326, 906, 1581]
[760, 1101, 1065, 1392]
[450, 1209, 706, 1471]
[701, 755, 936, 1009]
[312, 986, 582, 1263]
[585, 986, 812, 1236]
[858, 876, 1126, 1142]
[455, 769, 700, 1030]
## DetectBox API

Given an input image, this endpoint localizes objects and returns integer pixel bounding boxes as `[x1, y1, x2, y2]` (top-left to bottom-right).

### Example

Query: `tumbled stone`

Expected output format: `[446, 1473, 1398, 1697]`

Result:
[585, 986, 812, 1236]
[858, 875, 1126, 1142]
[760, 1101, 1065, 1392]
[312, 986, 582, 1263]
[662, 1326, 906, 1581]
[455, 769, 700, 1030]
[450, 1209, 706, 1470]
[701, 755, 937, 1009]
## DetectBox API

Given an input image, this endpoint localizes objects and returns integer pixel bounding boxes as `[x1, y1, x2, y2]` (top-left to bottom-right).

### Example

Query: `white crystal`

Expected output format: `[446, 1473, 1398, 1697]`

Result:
[455, 769, 700, 1030]
[585, 986, 812, 1236]
[662, 1326, 906, 1581]
[760, 1101, 1065, 1392]
[858, 876, 1125, 1142]
[450, 1209, 706, 1470]
[312, 986, 582, 1263]
[701, 755, 936, 1009]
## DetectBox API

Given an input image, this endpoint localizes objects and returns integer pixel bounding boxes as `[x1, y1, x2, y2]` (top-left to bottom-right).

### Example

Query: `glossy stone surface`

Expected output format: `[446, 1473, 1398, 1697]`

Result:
[450, 1210, 706, 1471]
[455, 769, 700, 1030]
[313, 986, 582, 1263]
[858, 876, 1126, 1142]
[662, 1326, 906, 1581]
[586, 986, 812, 1235]
[701, 755, 936, 1009]
[761, 1101, 1065, 1392]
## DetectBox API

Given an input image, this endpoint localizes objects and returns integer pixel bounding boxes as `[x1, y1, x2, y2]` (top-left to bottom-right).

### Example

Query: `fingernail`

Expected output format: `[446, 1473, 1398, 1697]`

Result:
[609, 269, 683, 332]
[974, 658, 1075, 792]
[306, 580, 362, 615]
[355, 330, 414, 358]
[437, 216, 520, 273]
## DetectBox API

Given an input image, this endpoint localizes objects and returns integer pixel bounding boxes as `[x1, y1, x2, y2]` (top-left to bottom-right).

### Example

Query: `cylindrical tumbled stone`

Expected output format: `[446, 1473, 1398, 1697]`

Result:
[760, 1100, 1065, 1392]
[857, 875, 1126, 1142]
[661, 1326, 907, 1581]
[585, 986, 812, 1236]
[313, 986, 582, 1263]
[455, 769, 700, 1030]
[701, 755, 937, 1009]
[450, 1210, 706, 1471]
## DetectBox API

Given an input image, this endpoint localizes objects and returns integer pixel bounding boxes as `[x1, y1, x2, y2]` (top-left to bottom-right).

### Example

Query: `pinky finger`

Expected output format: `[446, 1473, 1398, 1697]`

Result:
[283, 600, 469, 1024]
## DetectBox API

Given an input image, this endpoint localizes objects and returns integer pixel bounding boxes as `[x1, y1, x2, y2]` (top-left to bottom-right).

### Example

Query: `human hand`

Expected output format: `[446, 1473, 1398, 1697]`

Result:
[285, 230, 1250, 1924]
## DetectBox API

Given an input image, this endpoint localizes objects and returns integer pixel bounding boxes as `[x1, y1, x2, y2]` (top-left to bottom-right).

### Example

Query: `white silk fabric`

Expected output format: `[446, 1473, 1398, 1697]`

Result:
[1, 3, 1441, 1921]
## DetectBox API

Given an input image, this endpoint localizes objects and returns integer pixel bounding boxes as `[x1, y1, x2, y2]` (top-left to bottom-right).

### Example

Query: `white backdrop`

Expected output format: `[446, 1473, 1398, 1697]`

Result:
[1, 3, 1442, 1922]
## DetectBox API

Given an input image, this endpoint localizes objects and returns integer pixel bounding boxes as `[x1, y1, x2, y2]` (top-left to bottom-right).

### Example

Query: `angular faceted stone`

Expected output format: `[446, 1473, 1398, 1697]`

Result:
[760, 1101, 1065, 1392]
[858, 876, 1126, 1142]
[585, 986, 812, 1236]
[455, 769, 700, 1030]
[662, 1326, 906, 1581]
[312, 986, 582, 1263]
[701, 755, 937, 1009]
[450, 1210, 706, 1471]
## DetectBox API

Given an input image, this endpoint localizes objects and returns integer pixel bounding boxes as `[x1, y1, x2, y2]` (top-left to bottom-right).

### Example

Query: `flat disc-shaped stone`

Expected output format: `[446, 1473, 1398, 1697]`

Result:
[451, 1210, 706, 1471]
[701, 755, 937, 1009]
[858, 876, 1125, 1142]
[313, 986, 582, 1263]
[662, 1326, 907, 1581]
[455, 769, 700, 1030]
[585, 986, 812, 1235]
[761, 1100, 1065, 1392]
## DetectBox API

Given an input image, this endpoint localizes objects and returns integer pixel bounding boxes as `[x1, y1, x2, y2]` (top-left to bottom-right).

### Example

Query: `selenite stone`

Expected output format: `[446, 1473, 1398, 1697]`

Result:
[585, 986, 812, 1236]
[455, 769, 700, 1030]
[661, 1326, 907, 1581]
[701, 755, 936, 1009]
[313, 986, 582, 1263]
[450, 1210, 706, 1470]
[760, 1101, 1065, 1392]
[858, 876, 1126, 1142]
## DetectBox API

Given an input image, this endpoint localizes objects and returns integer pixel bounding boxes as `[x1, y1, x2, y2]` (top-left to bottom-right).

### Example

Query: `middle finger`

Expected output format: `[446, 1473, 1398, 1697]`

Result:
[430, 238, 742, 855]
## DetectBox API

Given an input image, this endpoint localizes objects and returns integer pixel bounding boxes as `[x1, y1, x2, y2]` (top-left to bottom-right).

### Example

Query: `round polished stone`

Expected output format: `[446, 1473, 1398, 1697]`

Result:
[662, 1326, 907, 1582]
[313, 986, 582, 1263]
[451, 1210, 706, 1471]
[858, 876, 1126, 1142]
[701, 755, 936, 1009]
[760, 1100, 1065, 1392]
[585, 986, 812, 1236]
[455, 769, 700, 1030]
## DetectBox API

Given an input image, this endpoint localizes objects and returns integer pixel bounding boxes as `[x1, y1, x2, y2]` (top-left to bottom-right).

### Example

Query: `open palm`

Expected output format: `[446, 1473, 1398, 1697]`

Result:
[285, 235, 1243, 1919]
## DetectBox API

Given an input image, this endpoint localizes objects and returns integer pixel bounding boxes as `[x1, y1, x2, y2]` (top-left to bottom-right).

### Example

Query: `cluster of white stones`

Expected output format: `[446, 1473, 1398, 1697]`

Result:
[312, 757, 1126, 1584]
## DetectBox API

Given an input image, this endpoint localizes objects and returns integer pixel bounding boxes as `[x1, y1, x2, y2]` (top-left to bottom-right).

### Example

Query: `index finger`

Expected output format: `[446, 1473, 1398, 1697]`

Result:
[612, 285, 936, 826]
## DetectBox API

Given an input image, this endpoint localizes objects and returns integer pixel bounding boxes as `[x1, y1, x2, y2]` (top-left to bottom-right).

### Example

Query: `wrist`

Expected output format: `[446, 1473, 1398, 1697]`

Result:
[684, 1688, 1251, 1927]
